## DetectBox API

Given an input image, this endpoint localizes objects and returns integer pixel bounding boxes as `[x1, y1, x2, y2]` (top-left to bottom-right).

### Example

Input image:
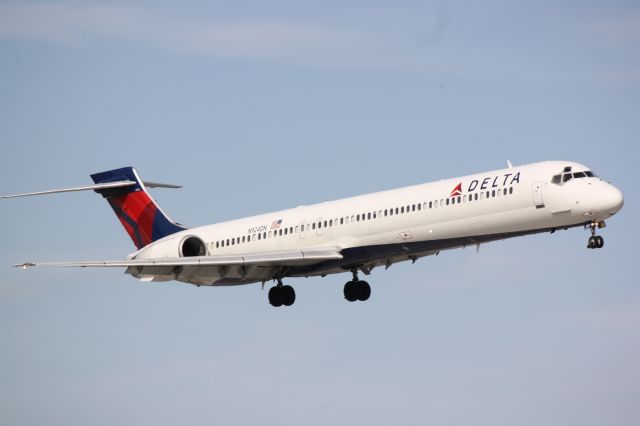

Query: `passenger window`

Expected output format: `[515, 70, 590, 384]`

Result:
[340, 218, 344, 225]
[356, 214, 360, 222]
[509, 187, 513, 194]
[492, 190, 496, 197]
[384, 209, 388, 216]
[503, 188, 507, 195]
[395, 208, 399, 214]
[429, 201, 433, 208]
[295, 226, 299, 233]
[324, 220, 327, 227]
[446, 198, 450, 206]
[351, 215, 355, 222]
[373, 212, 377, 219]
[263, 232, 266, 239]
[312, 223, 316, 230]
[284, 228, 288, 235]
[367, 213, 371, 220]
[451, 197, 455, 205]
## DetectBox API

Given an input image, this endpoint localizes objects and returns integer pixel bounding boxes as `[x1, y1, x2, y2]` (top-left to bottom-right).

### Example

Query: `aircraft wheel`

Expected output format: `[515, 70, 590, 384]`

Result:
[282, 285, 296, 306]
[587, 236, 596, 249]
[344, 281, 360, 302]
[595, 236, 604, 248]
[268, 286, 283, 307]
[357, 281, 371, 301]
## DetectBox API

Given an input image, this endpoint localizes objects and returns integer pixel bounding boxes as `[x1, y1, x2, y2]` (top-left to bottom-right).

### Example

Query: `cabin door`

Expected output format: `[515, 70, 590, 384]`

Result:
[533, 181, 545, 208]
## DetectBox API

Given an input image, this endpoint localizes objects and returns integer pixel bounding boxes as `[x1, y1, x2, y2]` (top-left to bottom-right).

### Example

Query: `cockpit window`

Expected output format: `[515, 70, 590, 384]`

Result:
[552, 169, 598, 185]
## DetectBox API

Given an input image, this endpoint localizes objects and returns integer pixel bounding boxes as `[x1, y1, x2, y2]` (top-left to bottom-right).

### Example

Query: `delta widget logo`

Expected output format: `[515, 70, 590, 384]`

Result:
[450, 183, 462, 197]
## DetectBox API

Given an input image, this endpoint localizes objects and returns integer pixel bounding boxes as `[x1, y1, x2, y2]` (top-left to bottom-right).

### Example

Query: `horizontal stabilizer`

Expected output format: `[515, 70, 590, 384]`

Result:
[1, 180, 180, 199]
[1, 181, 136, 199]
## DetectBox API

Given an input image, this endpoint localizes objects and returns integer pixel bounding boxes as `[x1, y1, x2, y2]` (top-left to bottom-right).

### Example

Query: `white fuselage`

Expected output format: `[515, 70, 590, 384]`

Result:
[131, 161, 623, 285]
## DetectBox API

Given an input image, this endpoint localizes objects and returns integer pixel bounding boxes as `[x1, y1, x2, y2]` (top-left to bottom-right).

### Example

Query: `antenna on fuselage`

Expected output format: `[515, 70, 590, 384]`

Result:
[507, 159, 513, 169]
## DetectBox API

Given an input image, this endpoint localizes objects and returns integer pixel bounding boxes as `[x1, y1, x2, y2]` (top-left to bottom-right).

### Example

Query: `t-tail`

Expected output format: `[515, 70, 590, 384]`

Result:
[91, 167, 186, 249]
[1, 166, 186, 250]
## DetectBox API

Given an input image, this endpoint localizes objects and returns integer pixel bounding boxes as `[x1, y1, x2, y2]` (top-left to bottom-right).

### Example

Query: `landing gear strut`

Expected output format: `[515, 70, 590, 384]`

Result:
[344, 270, 371, 302]
[587, 221, 605, 249]
[268, 280, 296, 307]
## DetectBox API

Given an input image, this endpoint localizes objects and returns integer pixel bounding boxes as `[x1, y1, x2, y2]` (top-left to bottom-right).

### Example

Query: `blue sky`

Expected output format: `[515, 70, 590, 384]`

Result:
[1, 1, 639, 425]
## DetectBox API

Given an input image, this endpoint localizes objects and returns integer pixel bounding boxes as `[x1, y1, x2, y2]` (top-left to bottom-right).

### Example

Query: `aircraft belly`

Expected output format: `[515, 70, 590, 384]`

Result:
[126, 264, 278, 286]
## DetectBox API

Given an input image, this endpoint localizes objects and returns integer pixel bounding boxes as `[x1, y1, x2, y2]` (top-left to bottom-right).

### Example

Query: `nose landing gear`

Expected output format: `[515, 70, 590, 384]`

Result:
[587, 221, 605, 249]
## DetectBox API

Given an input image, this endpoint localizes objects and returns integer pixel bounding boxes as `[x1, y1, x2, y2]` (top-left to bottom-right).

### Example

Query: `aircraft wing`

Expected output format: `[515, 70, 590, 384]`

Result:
[14, 247, 342, 269]
[15, 247, 343, 285]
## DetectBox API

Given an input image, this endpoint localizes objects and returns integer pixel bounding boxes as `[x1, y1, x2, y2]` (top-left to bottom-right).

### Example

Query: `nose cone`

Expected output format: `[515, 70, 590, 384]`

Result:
[601, 185, 624, 216]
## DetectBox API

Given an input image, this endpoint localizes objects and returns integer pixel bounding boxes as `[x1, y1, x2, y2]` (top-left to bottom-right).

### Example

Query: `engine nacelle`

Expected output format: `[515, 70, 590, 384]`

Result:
[180, 236, 206, 257]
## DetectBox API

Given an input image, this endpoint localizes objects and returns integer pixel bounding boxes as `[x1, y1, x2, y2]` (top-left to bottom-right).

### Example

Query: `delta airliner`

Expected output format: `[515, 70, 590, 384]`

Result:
[2, 161, 624, 307]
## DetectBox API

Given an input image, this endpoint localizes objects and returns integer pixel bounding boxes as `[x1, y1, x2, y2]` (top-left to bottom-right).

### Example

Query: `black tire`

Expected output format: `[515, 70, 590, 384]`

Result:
[358, 281, 371, 301]
[268, 286, 283, 307]
[344, 281, 359, 302]
[282, 285, 296, 306]
[596, 236, 604, 248]
[587, 236, 595, 249]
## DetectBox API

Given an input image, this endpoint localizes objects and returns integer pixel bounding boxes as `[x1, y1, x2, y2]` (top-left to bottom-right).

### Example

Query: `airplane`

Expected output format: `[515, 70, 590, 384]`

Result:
[1, 161, 624, 307]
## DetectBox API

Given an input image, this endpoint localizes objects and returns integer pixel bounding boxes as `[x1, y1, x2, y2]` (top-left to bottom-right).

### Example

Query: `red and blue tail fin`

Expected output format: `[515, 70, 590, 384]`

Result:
[91, 167, 186, 249]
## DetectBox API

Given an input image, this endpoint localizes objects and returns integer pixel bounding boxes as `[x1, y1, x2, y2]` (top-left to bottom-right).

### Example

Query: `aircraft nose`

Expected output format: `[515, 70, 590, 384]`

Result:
[602, 185, 624, 215]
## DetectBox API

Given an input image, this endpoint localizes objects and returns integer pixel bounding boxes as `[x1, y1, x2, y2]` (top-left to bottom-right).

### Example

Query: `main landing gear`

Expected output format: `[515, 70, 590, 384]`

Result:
[587, 221, 605, 249]
[268, 280, 296, 307]
[344, 270, 371, 303]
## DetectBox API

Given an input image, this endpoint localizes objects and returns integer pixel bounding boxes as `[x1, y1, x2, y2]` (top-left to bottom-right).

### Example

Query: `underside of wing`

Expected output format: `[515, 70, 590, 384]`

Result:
[15, 247, 343, 286]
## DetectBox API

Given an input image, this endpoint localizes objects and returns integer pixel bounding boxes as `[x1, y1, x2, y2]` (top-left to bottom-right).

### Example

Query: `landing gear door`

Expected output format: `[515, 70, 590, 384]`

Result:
[533, 181, 545, 208]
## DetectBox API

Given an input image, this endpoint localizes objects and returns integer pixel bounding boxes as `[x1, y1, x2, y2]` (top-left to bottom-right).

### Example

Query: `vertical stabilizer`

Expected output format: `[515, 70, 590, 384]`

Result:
[91, 167, 185, 249]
